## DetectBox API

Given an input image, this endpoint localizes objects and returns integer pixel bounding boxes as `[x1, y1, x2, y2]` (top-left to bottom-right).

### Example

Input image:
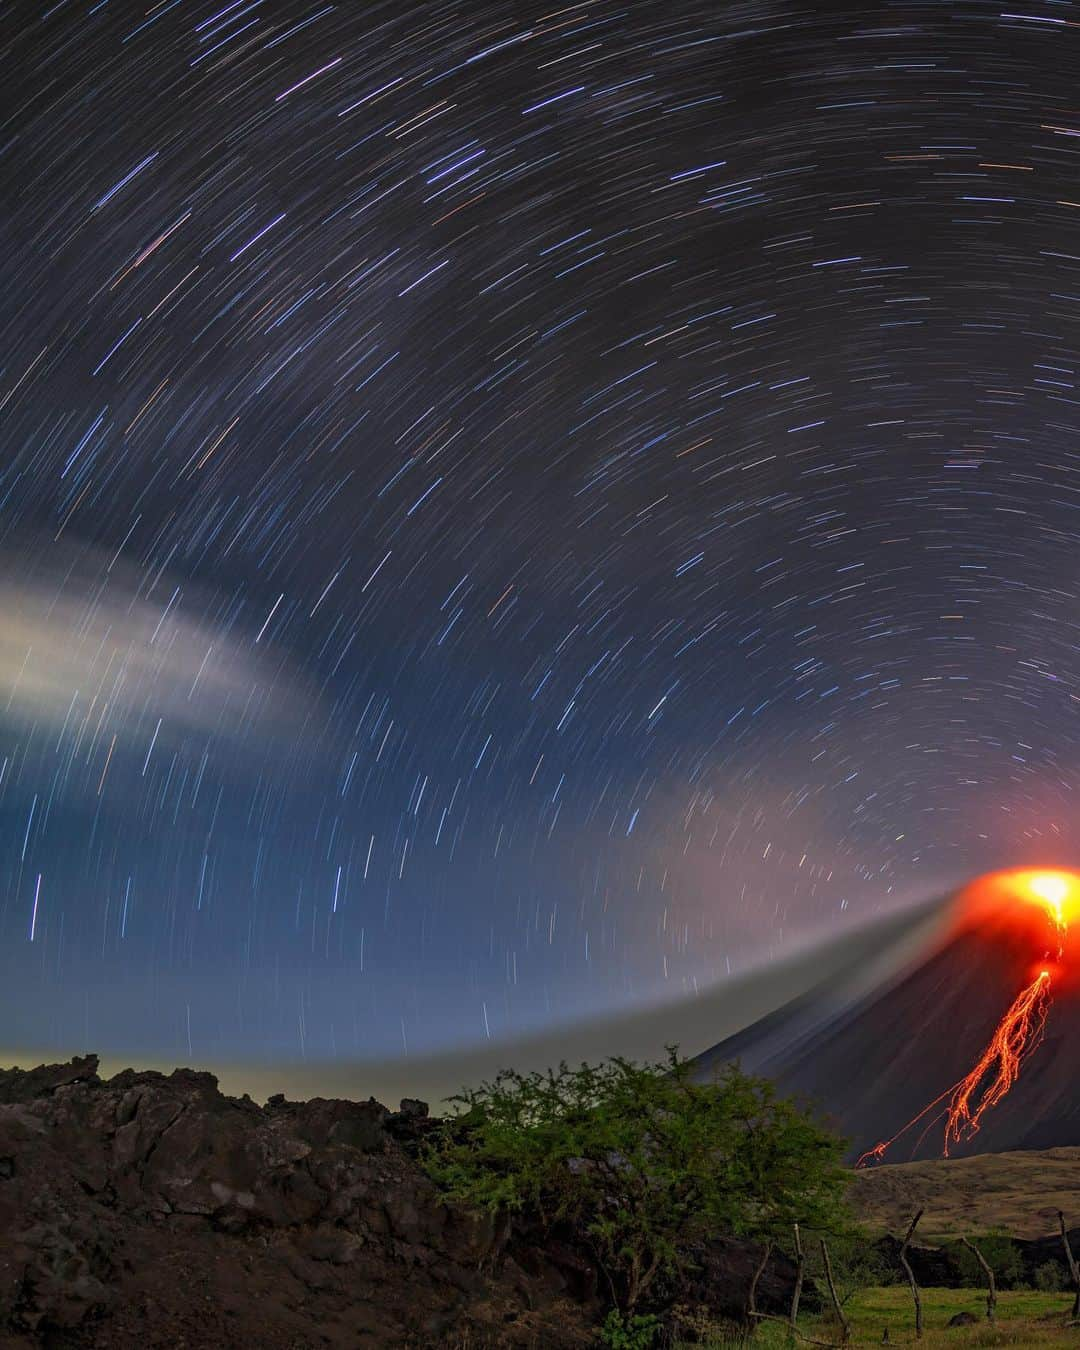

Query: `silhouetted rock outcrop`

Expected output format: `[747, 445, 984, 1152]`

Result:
[0, 1056, 800, 1347]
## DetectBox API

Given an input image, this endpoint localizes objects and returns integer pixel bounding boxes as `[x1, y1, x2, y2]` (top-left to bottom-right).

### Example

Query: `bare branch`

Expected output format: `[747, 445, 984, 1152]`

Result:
[747, 1240, 772, 1337]
[820, 1238, 851, 1344]
[747, 1310, 842, 1347]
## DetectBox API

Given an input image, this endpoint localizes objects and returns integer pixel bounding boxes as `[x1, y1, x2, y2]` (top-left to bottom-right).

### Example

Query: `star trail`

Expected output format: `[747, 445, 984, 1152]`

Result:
[2, 0, 1080, 1064]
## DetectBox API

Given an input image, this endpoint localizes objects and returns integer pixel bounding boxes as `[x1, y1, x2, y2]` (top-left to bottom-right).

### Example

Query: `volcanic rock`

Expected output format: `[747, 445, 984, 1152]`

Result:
[0, 1055, 798, 1347]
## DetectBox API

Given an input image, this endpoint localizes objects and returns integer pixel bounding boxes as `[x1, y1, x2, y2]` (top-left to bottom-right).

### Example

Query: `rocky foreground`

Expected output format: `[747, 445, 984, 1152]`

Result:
[0, 1055, 795, 1348]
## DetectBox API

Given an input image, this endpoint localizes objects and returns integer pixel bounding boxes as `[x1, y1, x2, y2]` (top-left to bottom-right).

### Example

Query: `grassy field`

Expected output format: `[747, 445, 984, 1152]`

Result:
[816, 1287, 1074, 1345]
[685, 1287, 1079, 1347]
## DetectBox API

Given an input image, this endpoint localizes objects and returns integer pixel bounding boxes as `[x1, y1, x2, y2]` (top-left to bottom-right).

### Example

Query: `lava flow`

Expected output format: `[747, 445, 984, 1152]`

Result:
[856, 869, 1079, 1167]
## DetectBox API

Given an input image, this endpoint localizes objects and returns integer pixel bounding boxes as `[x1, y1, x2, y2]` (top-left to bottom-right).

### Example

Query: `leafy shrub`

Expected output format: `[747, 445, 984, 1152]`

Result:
[423, 1048, 850, 1318]
[803, 1227, 896, 1303]
[1033, 1258, 1070, 1292]
[953, 1234, 1025, 1289]
[599, 1309, 662, 1349]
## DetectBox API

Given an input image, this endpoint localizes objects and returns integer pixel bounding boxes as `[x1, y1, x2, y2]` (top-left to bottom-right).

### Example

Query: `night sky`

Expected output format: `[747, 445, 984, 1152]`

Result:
[2, 0, 1078, 1067]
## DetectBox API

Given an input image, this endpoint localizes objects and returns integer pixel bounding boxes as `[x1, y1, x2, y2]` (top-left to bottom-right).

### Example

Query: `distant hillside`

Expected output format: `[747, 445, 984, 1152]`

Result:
[851, 1146, 1080, 1238]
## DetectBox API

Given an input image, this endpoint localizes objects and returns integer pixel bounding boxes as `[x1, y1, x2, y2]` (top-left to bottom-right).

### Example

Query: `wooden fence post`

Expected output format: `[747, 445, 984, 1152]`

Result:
[1058, 1212, 1080, 1319]
[960, 1237, 996, 1323]
[898, 1209, 924, 1340]
[790, 1223, 805, 1335]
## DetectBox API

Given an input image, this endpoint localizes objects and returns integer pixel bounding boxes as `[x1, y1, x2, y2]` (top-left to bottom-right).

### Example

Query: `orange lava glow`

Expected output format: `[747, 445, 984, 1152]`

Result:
[941, 968, 1052, 1153]
[856, 868, 1080, 1166]
[956, 868, 1080, 956]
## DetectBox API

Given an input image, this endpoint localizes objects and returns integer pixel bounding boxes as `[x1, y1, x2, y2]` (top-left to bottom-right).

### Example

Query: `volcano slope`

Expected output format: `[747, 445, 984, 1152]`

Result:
[694, 871, 1080, 1164]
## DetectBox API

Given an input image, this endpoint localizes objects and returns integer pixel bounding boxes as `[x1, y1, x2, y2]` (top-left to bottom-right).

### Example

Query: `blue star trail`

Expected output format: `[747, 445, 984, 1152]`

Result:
[2, 0, 1079, 1063]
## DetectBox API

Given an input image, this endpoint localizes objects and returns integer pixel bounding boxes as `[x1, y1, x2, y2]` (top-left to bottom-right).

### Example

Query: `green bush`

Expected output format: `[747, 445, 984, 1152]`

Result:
[1033, 1259, 1070, 1293]
[599, 1309, 662, 1349]
[802, 1226, 896, 1303]
[953, 1235, 1025, 1289]
[423, 1048, 851, 1318]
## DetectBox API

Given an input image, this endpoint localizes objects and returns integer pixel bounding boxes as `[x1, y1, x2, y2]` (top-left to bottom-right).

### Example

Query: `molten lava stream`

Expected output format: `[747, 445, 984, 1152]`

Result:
[941, 967, 1051, 1153]
[856, 869, 1076, 1167]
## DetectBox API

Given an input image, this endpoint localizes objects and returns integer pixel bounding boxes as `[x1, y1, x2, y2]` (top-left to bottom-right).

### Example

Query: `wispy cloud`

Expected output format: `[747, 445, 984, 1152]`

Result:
[0, 547, 315, 753]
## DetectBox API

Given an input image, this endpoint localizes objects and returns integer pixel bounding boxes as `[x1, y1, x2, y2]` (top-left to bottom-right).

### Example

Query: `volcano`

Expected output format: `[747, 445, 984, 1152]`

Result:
[694, 870, 1080, 1163]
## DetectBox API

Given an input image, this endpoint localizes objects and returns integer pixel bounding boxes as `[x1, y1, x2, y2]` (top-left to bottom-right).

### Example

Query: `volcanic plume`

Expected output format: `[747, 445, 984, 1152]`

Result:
[694, 870, 1080, 1163]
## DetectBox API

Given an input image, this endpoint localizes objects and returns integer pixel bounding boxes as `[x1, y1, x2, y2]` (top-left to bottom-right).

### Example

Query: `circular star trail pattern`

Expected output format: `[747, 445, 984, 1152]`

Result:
[2, 0, 1080, 1062]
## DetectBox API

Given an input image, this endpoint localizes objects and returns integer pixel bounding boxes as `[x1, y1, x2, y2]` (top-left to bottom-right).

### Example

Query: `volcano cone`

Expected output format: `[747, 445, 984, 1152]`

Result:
[694, 871, 1080, 1162]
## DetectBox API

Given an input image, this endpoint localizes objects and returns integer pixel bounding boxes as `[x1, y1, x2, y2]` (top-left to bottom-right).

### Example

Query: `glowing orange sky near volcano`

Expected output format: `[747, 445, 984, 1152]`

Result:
[951, 868, 1080, 975]
[856, 868, 1080, 1167]
[963, 867, 1080, 926]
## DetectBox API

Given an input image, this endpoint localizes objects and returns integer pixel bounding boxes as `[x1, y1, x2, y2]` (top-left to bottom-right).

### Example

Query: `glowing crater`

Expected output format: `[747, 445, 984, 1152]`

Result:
[957, 867, 1080, 957]
[1020, 870, 1080, 932]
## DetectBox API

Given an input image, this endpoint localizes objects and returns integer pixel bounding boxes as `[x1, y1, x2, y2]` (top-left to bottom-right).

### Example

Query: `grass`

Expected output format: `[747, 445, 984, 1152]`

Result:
[826, 1287, 1074, 1344]
[681, 1287, 1080, 1348]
